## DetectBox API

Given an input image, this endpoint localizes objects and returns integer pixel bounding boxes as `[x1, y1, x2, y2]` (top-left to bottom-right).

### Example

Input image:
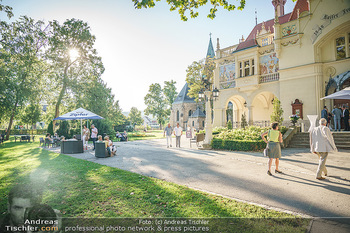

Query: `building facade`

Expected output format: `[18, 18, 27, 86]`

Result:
[212, 0, 350, 129]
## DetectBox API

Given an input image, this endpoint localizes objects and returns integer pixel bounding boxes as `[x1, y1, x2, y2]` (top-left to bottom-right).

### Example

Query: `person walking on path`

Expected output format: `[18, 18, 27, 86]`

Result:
[342, 105, 349, 131]
[261, 122, 283, 176]
[163, 123, 173, 148]
[174, 123, 183, 148]
[332, 105, 342, 132]
[310, 118, 337, 180]
[82, 125, 90, 151]
[91, 124, 98, 150]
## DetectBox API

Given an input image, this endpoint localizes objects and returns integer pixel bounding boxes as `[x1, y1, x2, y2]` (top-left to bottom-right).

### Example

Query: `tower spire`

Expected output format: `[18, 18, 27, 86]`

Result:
[206, 33, 215, 58]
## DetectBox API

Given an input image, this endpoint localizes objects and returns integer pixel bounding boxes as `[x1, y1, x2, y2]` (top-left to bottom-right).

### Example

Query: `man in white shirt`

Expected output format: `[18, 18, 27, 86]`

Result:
[173, 123, 183, 148]
[310, 118, 337, 180]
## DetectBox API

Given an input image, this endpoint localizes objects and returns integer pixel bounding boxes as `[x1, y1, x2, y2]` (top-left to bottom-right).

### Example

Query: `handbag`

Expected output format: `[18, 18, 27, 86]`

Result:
[263, 147, 269, 157]
[263, 130, 270, 157]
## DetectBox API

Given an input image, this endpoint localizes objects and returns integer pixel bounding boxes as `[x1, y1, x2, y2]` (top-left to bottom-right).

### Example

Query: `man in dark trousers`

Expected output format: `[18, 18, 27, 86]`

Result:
[342, 105, 350, 131]
[321, 106, 328, 120]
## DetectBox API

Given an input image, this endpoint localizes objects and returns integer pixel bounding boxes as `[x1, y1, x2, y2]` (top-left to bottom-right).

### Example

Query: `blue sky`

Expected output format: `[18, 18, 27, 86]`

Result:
[2, 0, 296, 112]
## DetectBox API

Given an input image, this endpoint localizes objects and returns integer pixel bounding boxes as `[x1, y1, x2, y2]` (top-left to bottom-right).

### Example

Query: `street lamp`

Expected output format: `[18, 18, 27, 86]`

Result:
[198, 75, 219, 148]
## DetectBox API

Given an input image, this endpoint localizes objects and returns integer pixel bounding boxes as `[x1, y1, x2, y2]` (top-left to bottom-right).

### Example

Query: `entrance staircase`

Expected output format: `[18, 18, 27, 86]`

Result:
[288, 132, 350, 150]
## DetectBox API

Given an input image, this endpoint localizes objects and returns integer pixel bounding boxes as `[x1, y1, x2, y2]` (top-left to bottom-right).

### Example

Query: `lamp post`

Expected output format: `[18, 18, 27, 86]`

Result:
[199, 75, 219, 148]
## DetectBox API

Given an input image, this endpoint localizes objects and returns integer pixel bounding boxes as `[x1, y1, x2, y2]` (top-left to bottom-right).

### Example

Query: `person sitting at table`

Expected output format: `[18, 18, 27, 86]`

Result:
[121, 131, 128, 141]
[60, 136, 65, 141]
[45, 133, 53, 142]
[108, 137, 117, 156]
[53, 133, 59, 139]
[116, 131, 122, 140]
[97, 135, 103, 142]
[68, 135, 77, 141]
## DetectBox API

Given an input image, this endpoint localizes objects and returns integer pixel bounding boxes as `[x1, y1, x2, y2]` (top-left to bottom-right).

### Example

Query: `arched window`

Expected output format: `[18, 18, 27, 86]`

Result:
[189, 110, 192, 117]
[176, 110, 180, 121]
[202, 121, 205, 128]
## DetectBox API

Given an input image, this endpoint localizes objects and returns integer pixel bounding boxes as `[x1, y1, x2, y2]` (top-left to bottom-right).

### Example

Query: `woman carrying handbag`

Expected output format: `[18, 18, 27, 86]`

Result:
[261, 122, 283, 176]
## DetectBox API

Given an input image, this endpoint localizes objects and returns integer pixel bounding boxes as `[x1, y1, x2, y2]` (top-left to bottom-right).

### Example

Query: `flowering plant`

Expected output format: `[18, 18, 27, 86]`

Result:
[289, 114, 300, 126]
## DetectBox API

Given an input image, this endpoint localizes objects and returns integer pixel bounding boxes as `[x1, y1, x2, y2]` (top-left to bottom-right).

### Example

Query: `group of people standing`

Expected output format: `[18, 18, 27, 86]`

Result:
[82, 124, 98, 150]
[321, 105, 350, 131]
[163, 123, 183, 148]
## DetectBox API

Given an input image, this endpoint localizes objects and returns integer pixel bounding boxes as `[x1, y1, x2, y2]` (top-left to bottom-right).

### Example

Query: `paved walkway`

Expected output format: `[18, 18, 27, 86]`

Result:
[47, 137, 350, 232]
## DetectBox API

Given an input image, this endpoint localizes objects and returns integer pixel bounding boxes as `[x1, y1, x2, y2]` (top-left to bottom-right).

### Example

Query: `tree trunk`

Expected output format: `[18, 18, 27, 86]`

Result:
[53, 69, 68, 133]
[6, 99, 18, 140]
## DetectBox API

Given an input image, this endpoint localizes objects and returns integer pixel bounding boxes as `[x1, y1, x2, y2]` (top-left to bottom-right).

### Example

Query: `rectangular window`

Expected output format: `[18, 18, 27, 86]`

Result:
[251, 59, 255, 75]
[336, 36, 346, 60]
[348, 33, 350, 57]
[244, 60, 250, 76]
[239, 62, 242, 77]
[262, 38, 270, 46]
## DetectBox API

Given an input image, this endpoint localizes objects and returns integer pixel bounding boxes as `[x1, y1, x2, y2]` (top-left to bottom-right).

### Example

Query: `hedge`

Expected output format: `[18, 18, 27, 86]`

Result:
[1, 129, 47, 135]
[211, 138, 266, 151]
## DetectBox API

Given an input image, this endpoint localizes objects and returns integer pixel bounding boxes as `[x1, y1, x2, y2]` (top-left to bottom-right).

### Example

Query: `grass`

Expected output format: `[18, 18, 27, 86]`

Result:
[0, 138, 310, 232]
[127, 130, 166, 141]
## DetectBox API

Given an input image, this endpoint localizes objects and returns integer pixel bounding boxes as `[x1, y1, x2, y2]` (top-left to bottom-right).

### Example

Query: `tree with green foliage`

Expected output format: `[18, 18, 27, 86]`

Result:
[241, 113, 248, 129]
[129, 107, 143, 127]
[270, 97, 284, 125]
[132, 0, 297, 21]
[0, 16, 48, 139]
[227, 120, 232, 130]
[56, 120, 70, 138]
[46, 18, 104, 132]
[186, 57, 216, 103]
[0, 0, 13, 19]
[163, 80, 178, 107]
[144, 83, 167, 129]
[132, 0, 245, 21]
[47, 121, 54, 135]
[20, 102, 41, 135]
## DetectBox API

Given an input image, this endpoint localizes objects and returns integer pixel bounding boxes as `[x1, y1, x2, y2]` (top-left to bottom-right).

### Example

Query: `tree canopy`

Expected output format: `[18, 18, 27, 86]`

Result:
[128, 107, 143, 126]
[144, 83, 168, 129]
[0, 0, 13, 19]
[132, 0, 246, 21]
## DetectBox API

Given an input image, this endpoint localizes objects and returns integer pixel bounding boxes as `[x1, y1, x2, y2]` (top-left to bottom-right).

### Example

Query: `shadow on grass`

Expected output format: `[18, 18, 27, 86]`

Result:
[0, 143, 309, 232]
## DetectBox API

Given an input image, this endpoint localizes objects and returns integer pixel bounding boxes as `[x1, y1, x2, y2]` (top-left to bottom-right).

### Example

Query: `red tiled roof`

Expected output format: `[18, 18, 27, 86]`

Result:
[235, 39, 258, 51]
[246, 13, 291, 41]
[289, 0, 309, 21]
[234, 13, 291, 52]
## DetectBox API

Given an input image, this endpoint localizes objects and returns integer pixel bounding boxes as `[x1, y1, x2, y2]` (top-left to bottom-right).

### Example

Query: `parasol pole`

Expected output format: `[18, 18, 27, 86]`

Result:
[80, 119, 82, 141]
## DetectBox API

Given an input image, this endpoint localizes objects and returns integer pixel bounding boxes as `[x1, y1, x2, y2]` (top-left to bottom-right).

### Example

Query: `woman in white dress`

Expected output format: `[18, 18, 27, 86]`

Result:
[82, 125, 90, 150]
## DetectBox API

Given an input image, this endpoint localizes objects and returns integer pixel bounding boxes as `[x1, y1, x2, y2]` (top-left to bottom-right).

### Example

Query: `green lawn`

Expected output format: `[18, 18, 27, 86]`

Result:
[127, 130, 165, 141]
[0, 139, 310, 232]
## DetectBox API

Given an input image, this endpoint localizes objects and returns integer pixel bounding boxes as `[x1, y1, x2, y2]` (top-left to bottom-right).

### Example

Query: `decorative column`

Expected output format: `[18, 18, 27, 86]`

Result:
[203, 91, 213, 148]
[247, 105, 254, 125]
[213, 108, 223, 127]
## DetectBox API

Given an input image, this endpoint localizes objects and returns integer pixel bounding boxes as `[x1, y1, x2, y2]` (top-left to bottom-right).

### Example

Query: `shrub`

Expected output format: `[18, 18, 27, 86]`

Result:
[212, 126, 228, 135]
[211, 138, 266, 151]
[271, 97, 284, 125]
[227, 120, 232, 130]
[56, 121, 70, 138]
[92, 119, 115, 139]
[241, 113, 248, 128]
[47, 121, 54, 135]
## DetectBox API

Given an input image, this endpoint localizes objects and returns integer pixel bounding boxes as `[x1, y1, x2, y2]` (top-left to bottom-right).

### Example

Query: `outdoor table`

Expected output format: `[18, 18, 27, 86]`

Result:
[14, 135, 32, 142]
[61, 140, 83, 154]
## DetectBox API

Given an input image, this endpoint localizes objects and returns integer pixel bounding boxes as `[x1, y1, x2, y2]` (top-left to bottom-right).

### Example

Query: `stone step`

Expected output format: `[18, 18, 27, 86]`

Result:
[288, 131, 350, 150]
